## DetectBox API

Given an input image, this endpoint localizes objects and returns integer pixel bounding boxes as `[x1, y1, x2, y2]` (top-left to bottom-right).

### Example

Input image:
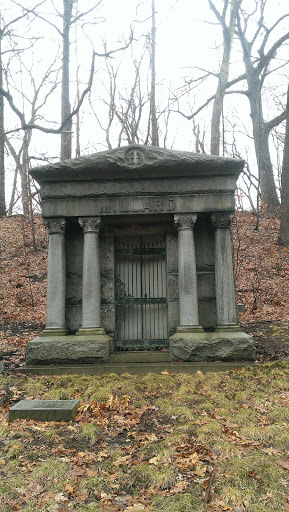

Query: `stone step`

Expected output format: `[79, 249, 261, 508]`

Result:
[9, 399, 80, 422]
[14, 361, 259, 376]
[109, 351, 170, 363]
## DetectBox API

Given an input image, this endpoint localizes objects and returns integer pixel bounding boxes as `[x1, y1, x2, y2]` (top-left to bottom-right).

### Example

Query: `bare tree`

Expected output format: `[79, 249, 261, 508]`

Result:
[0, 6, 34, 216]
[209, 0, 241, 155]
[234, 2, 289, 207]
[150, 0, 158, 146]
[278, 85, 289, 246]
[5, 58, 59, 216]
[175, 0, 289, 207]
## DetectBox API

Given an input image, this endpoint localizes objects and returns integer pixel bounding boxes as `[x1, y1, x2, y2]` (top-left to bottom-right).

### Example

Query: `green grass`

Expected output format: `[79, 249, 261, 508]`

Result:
[1, 360, 289, 511]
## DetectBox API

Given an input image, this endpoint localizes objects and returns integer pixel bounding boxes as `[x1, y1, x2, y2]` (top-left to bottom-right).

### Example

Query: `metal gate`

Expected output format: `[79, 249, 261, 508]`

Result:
[115, 236, 168, 350]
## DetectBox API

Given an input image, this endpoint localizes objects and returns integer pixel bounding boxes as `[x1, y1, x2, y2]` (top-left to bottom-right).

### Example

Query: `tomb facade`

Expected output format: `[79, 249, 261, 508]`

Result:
[26, 145, 255, 364]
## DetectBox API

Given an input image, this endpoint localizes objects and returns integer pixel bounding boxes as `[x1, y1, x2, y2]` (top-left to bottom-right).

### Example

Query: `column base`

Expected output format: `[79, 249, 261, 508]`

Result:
[215, 324, 242, 332]
[76, 327, 106, 336]
[39, 328, 68, 337]
[169, 331, 255, 362]
[177, 325, 204, 333]
[26, 333, 112, 365]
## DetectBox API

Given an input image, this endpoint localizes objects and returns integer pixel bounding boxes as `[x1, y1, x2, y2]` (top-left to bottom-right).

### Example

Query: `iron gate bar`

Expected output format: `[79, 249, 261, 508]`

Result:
[116, 297, 167, 305]
[114, 236, 168, 350]
[115, 248, 166, 256]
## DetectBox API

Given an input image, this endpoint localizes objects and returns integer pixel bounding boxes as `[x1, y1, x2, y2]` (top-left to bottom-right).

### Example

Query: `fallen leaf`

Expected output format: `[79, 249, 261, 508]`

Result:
[259, 492, 273, 501]
[193, 462, 207, 476]
[247, 470, 261, 480]
[277, 459, 289, 471]
[113, 455, 131, 466]
[149, 455, 160, 466]
[124, 505, 145, 511]
[54, 493, 69, 503]
[64, 484, 75, 497]
[169, 480, 189, 494]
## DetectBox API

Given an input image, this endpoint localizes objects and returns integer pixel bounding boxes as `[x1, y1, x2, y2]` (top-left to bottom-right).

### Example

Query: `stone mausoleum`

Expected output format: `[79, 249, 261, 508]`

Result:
[26, 145, 255, 365]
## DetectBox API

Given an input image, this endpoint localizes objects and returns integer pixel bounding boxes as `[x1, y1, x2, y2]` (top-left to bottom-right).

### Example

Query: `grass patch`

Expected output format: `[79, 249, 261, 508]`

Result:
[1, 361, 289, 511]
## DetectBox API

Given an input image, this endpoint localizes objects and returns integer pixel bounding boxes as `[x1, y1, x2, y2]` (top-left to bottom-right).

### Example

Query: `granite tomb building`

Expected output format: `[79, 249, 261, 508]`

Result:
[26, 145, 255, 365]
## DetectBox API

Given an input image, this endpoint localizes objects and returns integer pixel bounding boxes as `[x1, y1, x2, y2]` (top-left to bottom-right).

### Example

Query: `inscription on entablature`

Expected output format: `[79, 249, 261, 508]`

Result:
[98, 196, 176, 215]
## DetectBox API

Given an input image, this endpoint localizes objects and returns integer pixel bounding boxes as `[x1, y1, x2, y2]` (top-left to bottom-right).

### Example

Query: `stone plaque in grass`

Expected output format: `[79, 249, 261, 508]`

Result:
[0, 362, 4, 374]
[9, 400, 80, 422]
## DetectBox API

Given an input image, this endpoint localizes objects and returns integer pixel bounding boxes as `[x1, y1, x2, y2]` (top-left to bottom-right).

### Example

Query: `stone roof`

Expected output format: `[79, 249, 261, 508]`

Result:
[30, 145, 244, 183]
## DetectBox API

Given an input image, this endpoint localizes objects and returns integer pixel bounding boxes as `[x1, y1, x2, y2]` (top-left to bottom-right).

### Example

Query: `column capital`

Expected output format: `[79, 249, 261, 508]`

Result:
[211, 212, 234, 229]
[174, 214, 197, 230]
[79, 217, 101, 233]
[44, 218, 66, 234]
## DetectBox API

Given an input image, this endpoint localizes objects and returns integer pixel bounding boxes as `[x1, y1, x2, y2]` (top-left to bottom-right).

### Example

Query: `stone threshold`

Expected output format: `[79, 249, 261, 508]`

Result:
[14, 361, 259, 376]
[109, 351, 170, 363]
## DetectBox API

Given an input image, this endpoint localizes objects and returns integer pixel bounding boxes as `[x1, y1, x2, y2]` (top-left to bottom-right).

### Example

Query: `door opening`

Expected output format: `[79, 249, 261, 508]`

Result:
[115, 236, 168, 350]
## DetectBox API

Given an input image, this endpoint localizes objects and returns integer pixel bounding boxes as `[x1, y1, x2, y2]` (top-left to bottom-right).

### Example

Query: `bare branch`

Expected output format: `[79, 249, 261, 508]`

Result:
[10, 0, 63, 37]
[71, 1, 103, 25]
[93, 32, 134, 58]
[264, 110, 287, 133]
[0, 52, 95, 134]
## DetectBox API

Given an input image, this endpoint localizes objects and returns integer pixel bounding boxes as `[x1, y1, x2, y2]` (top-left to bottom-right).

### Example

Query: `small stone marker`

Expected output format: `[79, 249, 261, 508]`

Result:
[0, 362, 4, 374]
[9, 399, 80, 422]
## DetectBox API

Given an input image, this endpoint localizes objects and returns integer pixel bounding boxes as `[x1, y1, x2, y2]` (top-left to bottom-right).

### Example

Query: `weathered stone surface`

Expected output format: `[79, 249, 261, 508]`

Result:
[101, 274, 115, 303]
[0, 361, 4, 374]
[65, 305, 82, 333]
[168, 302, 179, 333]
[9, 400, 79, 422]
[169, 332, 256, 361]
[166, 233, 178, 273]
[26, 336, 110, 364]
[101, 304, 115, 333]
[198, 299, 217, 329]
[100, 236, 114, 273]
[196, 272, 216, 299]
[41, 175, 237, 199]
[45, 221, 66, 330]
[30, 145, 244, 183]
[41, 193, 235, 218]
[167, 274, 178, 301]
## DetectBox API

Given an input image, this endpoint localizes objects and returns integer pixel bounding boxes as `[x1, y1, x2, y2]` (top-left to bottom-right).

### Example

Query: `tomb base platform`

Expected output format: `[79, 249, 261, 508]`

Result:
[14, 361, 259, 376]
[169, 331, 255, 362]
[26, 334, 112, 365]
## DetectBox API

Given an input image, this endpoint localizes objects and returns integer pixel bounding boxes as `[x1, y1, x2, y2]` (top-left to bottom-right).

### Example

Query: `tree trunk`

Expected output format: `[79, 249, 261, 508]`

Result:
[236, 16, 280, 208]
[210, 0, 240, 155]
[0, 31, 5, 216]
[20, 133, 31, 216]
[278, 85, 289, 245]
[61, 0, 73, 161]
[246, 70, 279, 207]
[150, 0, 159, 147]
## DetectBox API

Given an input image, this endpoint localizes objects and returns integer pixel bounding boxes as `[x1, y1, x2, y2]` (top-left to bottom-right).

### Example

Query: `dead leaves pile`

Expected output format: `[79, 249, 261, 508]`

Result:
[233, 209, 289, 323]
[0, 216, 47, 336]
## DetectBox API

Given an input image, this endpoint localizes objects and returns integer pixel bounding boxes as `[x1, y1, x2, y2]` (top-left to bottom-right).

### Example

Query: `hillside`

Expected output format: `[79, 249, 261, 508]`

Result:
[1, 212, 289, 366]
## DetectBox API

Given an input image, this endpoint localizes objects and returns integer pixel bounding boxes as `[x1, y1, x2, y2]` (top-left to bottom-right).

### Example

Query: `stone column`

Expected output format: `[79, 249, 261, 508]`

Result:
[211, 213, 240, 331]
[42, 218, 67, 335]
[174, 214, 203, 332]
[77, 217, 105, 335]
